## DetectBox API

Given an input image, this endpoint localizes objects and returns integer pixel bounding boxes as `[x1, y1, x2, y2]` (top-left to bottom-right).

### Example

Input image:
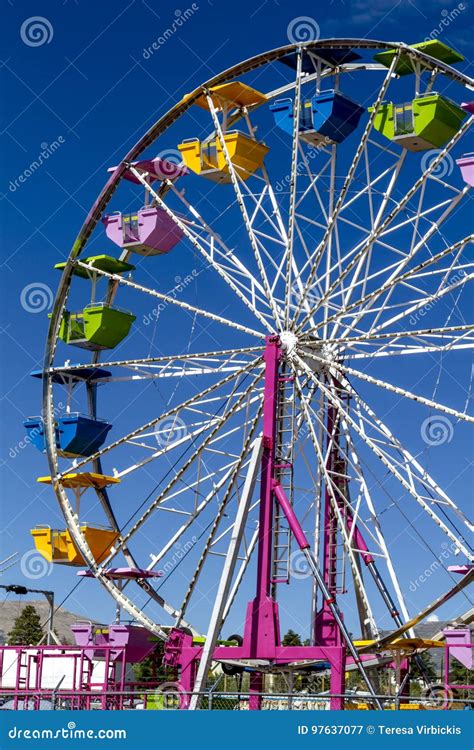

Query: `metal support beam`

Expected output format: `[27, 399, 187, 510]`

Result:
[188, 437, 263, 709]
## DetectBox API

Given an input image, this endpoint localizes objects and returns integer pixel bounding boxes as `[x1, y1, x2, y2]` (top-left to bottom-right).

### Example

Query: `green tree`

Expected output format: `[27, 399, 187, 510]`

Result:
[7, 605, 44, 645]
[410, 651, 437, 683]
[449, 659, 473, 693]
[282, 629, 302, 646]
[133, 640, 176, 685]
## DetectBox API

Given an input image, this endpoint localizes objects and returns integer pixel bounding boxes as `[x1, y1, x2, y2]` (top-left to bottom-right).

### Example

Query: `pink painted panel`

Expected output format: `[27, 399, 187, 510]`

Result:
[444, 628, 473, 669]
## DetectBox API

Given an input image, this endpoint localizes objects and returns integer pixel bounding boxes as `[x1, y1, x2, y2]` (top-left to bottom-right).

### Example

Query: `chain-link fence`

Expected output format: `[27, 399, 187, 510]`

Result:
[0, 689, 472, 711]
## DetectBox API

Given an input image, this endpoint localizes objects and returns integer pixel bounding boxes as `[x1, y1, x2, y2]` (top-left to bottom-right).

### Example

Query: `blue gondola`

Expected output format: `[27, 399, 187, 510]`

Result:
[279, 48, 361, 73]
[24, 413, 112, 458]
[270, 90, 365, 146]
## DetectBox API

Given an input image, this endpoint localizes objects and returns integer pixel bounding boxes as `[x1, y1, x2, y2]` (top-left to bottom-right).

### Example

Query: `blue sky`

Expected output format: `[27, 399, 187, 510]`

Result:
[1, 0, 473, 644]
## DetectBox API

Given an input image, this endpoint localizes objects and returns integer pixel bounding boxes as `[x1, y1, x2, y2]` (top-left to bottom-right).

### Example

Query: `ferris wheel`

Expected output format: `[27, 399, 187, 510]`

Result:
[26, 39, 473, 708]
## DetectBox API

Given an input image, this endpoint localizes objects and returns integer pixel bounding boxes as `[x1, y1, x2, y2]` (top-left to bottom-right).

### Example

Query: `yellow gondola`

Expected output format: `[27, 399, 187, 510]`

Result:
[179, 81, 269, 183]
[178, 131, 269, 183]
[31, 525, 119, 566]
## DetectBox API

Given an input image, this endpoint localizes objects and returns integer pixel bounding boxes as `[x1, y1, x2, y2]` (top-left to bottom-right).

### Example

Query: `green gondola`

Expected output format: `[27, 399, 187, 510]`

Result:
[57, 303, 136, 350]
[369, 93, 467, 152]
[374, 40, 464, 76]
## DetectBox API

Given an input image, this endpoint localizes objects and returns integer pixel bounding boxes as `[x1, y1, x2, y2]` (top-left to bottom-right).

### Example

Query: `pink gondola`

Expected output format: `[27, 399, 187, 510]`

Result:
[103, 206, 184, 256]
[107, 155, 188, 184]
[456, 152, 474, 187]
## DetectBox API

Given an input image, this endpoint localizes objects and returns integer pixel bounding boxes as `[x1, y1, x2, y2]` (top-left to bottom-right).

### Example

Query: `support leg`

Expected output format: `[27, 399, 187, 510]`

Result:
[330, 646, 346, 710]
[273, 481, 383, 709]
[249, 672, 264, 711]
[188, 438, 263, 709]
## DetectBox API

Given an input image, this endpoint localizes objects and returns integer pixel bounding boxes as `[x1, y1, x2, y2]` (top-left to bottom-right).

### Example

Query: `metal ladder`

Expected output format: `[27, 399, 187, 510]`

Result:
[16, 649, 29, 689]
[271, 367, 296, 589]
[12, 649, 30, 709]
[325, 394, 351, 596]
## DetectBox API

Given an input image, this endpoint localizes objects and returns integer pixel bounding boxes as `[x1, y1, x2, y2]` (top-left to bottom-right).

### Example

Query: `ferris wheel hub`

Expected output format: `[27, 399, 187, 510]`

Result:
[296, 338, 337, 373]
[279, 330, 299, 357]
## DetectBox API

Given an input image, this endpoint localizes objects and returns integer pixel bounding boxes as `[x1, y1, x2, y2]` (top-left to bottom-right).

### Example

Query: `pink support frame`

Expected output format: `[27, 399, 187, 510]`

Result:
[163, 336, 391, 709]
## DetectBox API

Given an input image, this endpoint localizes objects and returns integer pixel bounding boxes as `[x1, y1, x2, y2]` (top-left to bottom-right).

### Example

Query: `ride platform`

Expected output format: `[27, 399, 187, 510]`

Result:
[54, 255, 135, 279]
[107, 156, 188, 183]
[37, 472, 120, 488]
[77, 567, 162, 580]
[31, 366, 112, 384]
[279, 48, 361, 71]
[354, 637, 444, 652]
[183, 81, 267, 111]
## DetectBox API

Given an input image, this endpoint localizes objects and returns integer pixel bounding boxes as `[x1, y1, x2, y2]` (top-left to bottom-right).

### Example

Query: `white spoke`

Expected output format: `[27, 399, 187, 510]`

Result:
[75, 259, 263, 339]
[295, 354, 473, 559]
[295, 119, 473, 335]
[129, 165, 275, 333]
[291, 53, 401, 327]
[104, 369, 264, 562]
[205, 93, 283, 328]
[295, 378, 379, 636]
[284, 47, 303, 328]
[304, 349, 473, 424]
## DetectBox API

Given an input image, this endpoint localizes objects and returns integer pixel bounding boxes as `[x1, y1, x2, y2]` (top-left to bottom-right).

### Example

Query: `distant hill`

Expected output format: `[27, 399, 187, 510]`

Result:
[0, 600, 99, 645]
